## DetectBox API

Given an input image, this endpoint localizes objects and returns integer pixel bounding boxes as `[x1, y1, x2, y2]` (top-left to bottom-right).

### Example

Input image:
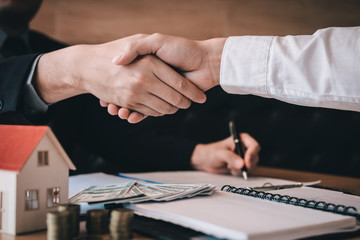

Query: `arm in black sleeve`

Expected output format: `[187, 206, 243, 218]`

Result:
[0, 53, 50, 124]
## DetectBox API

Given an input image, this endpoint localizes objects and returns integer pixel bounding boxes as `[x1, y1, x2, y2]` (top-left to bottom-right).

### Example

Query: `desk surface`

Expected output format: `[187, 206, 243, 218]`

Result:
[1, 167, 359, 240]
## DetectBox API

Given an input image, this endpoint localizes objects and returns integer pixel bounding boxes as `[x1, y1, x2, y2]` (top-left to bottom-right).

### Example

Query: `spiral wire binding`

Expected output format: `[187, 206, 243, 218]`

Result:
[221, 185, 360, 222]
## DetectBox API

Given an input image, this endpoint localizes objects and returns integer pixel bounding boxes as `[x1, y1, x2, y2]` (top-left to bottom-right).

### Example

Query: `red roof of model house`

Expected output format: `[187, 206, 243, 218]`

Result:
[0, 125, 76, 172]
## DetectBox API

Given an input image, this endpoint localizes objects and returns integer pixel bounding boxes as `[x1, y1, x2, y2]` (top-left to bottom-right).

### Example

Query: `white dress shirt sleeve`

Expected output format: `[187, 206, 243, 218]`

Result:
[220, 27, 360, 111]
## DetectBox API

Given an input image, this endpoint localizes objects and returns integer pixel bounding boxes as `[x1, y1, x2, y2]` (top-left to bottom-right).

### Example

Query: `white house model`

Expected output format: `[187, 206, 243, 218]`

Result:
[0, 125, 76, 235]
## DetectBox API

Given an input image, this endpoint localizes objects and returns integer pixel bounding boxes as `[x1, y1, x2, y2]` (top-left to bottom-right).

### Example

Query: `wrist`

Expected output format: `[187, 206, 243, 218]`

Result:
[190, 144, 205, 170]
[200, 37, 227, 88]
[34, 45, 88, 103]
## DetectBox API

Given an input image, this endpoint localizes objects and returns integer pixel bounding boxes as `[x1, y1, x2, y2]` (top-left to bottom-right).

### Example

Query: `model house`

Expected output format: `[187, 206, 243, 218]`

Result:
[0, 125, 76, 235]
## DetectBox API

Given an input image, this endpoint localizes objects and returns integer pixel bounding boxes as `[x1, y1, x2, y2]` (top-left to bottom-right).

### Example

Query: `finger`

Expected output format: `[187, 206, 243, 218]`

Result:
[118, 108, 148, 123]
[126, 100, 170, 117]
[116, 93, 167, 116]
[244, 150, 260, 171]
[240, 133, 261, 151]
[133, 91, 180, 115]
[152, 59, 206, 104]
[240, 133, 261, 170]
[107, 104, 120, 116]
[222, 150, 244, 171]
[116, 56, 192, 114]
[114, 37, 206, 104]
[149, 74, 192, 110]
[99, 99, 109, 107]
[118, 108, 131, 119]
[127, 112, 147, 124]
[112, 35, 162, 65]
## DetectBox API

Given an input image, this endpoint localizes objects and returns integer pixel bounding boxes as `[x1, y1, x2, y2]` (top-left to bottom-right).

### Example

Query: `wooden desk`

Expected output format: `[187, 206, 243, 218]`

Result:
[253, 166, 360, 195]
[1, 167, 359, 240]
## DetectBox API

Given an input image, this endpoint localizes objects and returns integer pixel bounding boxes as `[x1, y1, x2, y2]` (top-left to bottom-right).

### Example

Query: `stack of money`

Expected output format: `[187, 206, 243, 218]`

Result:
[109, 208, 134, 240]
[58, 204, 80, 237]
[70, 181, 216, 205]
[86, 209, 109, 235]
[47, 210, 72, 240]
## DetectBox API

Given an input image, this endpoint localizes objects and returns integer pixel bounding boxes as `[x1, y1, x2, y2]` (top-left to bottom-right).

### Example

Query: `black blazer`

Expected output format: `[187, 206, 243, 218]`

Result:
[0, 30, 65, 117]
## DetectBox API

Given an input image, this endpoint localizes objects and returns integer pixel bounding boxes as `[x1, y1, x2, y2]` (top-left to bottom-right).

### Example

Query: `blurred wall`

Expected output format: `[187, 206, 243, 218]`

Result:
[31, 0, 360, 45]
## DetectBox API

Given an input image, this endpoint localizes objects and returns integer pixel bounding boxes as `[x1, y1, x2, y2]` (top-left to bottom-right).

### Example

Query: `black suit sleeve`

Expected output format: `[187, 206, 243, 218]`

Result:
[0, 53, 43, 123]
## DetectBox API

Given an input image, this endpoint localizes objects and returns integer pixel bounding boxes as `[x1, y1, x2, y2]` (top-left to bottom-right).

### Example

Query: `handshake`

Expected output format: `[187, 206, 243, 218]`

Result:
[36, 27, 359, 123]
[37, 33, 226, 123]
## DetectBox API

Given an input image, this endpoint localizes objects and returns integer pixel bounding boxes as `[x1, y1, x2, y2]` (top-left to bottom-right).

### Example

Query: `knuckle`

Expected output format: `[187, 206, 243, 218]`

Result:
[153, 112, 163, 117]
[169, 107, 179, 115]
[175, 78, 187, 91]
[135, 73, 147, 84]
[121, 92, 136, 106]
[129, 73, 147, 88]
[151, 33, 163, 40]
[254, 144, 261, 153]
[124, 41, 135, 52]
[172, 95, 185, 107]
[135, 33, 147, 39]
[161, 104, 178, 115]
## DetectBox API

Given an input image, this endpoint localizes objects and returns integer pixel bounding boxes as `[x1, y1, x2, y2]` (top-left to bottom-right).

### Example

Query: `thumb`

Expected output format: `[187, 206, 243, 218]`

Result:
[112, 35, 160, 65]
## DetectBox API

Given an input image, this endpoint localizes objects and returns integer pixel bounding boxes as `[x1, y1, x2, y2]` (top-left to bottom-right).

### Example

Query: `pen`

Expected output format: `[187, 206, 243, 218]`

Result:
[229, 120, 248, 180]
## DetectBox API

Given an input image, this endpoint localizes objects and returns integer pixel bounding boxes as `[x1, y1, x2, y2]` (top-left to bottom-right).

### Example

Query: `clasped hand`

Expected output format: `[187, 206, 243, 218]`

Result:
[98, 33, 226, 123]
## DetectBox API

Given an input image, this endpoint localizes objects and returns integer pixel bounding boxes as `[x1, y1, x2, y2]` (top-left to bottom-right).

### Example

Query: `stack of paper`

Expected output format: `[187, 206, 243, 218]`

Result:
[69, 180, 215, 204]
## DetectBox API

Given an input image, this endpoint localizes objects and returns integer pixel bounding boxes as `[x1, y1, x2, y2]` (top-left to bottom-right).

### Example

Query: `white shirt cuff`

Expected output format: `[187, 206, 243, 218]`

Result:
[220, 36, 274, 97]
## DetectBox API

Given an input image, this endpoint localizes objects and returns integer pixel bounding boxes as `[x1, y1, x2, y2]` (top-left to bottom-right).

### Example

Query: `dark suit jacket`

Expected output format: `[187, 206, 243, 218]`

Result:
[1, 30, 360, 177]
[0, 30, 65, 118]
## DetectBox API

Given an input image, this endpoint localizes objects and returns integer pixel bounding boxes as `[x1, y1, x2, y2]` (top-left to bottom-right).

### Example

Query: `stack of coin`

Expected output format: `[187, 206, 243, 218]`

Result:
[47, 210, 72, 240]
[58, 204, 80, 237]
[109, 208, 134, 240]
[86, 209, 109, 235]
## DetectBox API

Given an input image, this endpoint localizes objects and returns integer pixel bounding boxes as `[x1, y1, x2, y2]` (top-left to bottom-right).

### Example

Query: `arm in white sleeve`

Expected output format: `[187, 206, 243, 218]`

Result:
[220, 27, 360, 111]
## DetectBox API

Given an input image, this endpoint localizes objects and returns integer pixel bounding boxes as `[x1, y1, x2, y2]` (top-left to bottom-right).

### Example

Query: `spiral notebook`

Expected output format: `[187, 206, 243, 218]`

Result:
[221, 184, 360, 221]
[122, 171, 360, 240]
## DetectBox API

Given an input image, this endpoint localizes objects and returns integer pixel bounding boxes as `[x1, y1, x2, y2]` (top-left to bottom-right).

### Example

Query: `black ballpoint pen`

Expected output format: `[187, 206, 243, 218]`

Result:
[229, 120, 248, 180]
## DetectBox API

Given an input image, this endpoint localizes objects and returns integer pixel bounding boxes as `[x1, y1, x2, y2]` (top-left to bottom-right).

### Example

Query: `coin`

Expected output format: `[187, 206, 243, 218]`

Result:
[109, 208, 134, 240]
[58, 203, 80, 237]
[86, 209, 109, 235]
[47, 210, 72, 240]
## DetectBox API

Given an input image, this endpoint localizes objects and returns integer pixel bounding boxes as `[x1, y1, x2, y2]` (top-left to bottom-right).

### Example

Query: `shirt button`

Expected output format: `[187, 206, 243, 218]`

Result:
[0, 99, 3, 111]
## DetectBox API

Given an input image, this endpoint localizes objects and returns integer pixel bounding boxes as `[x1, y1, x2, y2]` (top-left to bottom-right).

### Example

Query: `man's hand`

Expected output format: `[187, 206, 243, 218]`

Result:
[34, 34, 206, 121]
[107, 33, 226, 122]
[113, 33, 226, 91]
[190, 133, 260, 176]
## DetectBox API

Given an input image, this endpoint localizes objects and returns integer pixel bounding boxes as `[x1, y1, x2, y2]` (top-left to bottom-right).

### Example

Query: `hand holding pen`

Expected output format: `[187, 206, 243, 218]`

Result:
[190, 122, 260, 176]
[229, 121, 260, 179]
